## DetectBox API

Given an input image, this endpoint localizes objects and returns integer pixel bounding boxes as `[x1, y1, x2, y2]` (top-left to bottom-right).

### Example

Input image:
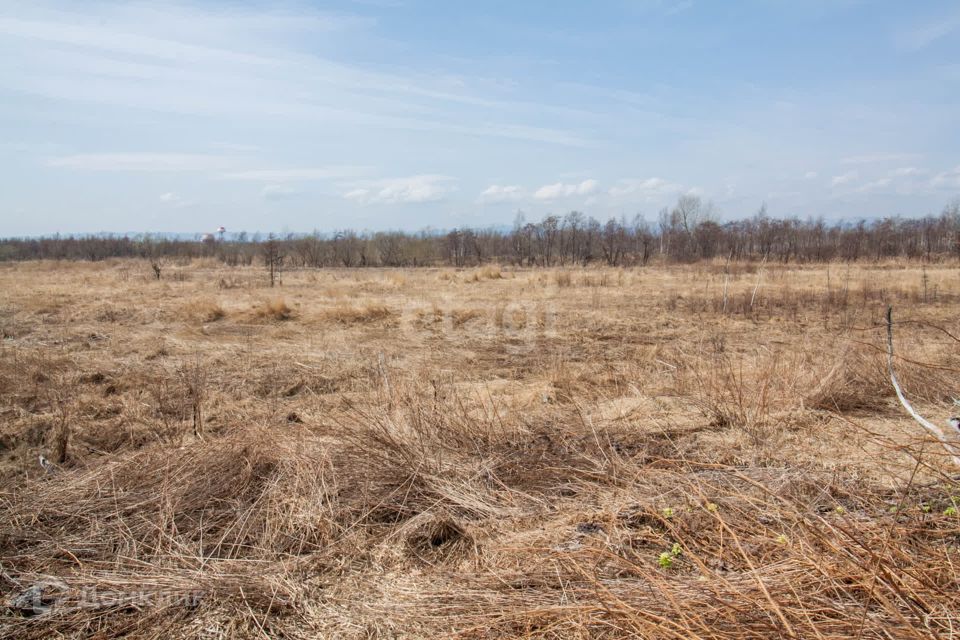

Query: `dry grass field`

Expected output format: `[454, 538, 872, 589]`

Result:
[2, 259, 960, 638]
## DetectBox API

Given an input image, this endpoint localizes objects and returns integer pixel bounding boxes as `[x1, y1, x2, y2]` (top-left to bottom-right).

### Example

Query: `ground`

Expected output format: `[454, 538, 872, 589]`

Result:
[1, 259, 959, 639]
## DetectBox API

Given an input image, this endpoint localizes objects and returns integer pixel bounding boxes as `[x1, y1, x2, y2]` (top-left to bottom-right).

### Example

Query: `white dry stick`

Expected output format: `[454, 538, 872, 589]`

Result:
[378, 352, 391, 397]
[886, 306, 960, 467]
[750, 255, 767, 311]
[721, 257, 730, 313]
[38, 455, 57, 474]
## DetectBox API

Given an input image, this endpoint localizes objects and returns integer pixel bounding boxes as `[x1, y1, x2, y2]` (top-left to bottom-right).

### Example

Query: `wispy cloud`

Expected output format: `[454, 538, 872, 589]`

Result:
[261, 185, 300, 200]
[210, 142, 261, 153]
[343, 175, 458, 204]
[220, 167, 370, 182]
[841, 153, 917, 165]
[533, 179, 598, 200]
[608, 177, 682, 198]
[159, 191, 191, 207]
[854, 178, 891, 193]
[48, 153, 241, 172]
[663, 1, 695, 17]
[930, 166, 960, 190]
[0, 15, 273, 66]
[890, 167, 926, 177]
[478, 184, 525, 203]
[830, 171, 858, 187]
[896, 11, 960, 50]
[0, 6, 594, 148]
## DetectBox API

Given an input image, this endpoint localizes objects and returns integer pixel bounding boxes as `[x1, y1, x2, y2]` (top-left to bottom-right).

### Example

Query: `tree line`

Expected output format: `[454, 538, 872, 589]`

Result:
[3, 196, 960, 267]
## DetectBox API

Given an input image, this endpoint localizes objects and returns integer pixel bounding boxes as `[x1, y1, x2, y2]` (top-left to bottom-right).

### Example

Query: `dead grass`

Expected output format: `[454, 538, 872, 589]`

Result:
[180, 298, 226, 323]
[450, 308, 486, 328]
[254, 297, 294, 321]
[467, 264, 504, 282]
[554, 270, 573, 287]
[1, 260, 959, 638]
[322, 303, 396, 325]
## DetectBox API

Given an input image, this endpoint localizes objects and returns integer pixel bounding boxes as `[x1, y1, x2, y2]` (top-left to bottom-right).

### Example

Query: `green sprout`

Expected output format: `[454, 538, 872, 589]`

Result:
[658, 552, 674, 569]
[834, 506, 846, 515]
[775, 534, 788, 545]
[671, 543, 683, 557]
[920, 503, 931, 513]
[945, 506, 958, 517]
[662, 507, 675, 518]
[706, 502, 718, 513]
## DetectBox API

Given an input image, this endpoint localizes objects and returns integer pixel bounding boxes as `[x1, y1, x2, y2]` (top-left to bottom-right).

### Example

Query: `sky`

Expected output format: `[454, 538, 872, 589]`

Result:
[1, 1, 959, 236]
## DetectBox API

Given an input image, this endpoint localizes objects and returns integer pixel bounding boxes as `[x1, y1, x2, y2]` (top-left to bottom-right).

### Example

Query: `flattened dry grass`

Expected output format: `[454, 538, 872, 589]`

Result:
[4, 391, 958, 639]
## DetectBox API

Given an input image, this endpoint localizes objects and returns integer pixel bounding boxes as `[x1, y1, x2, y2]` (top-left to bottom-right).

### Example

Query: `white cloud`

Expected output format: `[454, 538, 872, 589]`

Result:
[533, 179, 598, 200]
[855, 178, 891, 193]
[478, 184, 525, 203]
[48, 152, 240, 172]
[831, 171, 858, 187]
[890, 166, 926, 177]
[608, 177, 682, 198]
[261, 184, 300, 200]
[930, 166, 960, 189]
[342, 175, 457, 204]
[803, 171, 818, 180]
[159, 191, 191, 207]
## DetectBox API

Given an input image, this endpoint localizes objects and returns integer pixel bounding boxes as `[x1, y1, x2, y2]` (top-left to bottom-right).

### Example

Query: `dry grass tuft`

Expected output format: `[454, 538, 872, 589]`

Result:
[323, 303, 396, 324]
[451, 308, 485, 328]
[804, 345, 891, 412]
[468, 265, 504, 282]
[254, 298, 295, 321]
[580, 270, 622, 287]
[180, 299, 226, 323]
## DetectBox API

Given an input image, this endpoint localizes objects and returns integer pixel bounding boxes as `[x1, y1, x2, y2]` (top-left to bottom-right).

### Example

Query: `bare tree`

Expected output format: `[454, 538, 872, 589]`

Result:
[263, 234, 284, 287]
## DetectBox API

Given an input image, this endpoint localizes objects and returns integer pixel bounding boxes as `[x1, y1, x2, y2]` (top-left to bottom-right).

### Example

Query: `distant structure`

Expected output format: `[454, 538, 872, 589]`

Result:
[201, 226, 226, 245]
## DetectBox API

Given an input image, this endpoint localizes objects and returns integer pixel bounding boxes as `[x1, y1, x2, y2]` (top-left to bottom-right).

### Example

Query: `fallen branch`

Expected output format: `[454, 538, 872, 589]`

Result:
[886, 306, 960, 467]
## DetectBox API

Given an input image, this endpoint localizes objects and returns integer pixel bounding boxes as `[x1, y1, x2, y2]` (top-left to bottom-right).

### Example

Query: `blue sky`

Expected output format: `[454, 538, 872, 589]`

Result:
[1, 1, 959, 236]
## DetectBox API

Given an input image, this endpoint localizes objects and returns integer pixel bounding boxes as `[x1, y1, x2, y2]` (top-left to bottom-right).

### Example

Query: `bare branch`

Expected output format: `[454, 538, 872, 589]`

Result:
[886, 306, 960, 467]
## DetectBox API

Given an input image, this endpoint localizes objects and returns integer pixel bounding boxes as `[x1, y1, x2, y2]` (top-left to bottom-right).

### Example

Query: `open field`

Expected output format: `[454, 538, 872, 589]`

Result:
[1, 259, 960, 638]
